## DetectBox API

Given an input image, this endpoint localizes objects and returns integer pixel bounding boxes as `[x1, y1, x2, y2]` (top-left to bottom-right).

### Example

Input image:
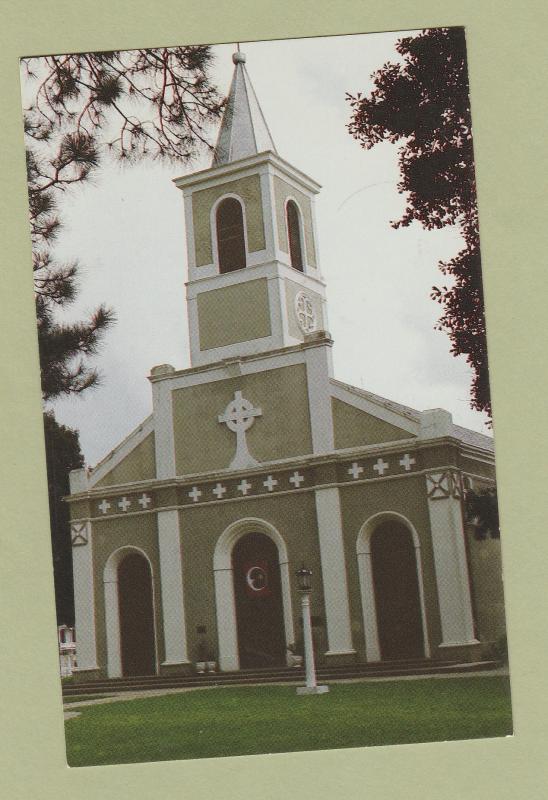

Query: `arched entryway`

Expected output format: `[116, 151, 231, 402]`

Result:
[356, 512, 430, 662]
[213, 518, 295, 671]
[370, 521, 424, 660]
[232, 532, 286, 668]
[118, 553, 156, 676]
[104, 547, 158, 678]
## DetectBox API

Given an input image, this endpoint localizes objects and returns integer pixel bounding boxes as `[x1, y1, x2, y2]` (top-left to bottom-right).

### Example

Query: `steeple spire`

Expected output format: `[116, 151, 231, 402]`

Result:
[212, 50, 277, 166]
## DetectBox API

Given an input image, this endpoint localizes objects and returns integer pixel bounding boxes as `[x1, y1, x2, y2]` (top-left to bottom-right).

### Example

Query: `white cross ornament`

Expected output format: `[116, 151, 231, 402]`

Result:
[188, 486, 202, 503]
[399, 453, 416, 472]
[218, 390, 262, 469]
[348, 462, 364, 480]
[138, 493, 152, 509]
[237, 478, 252, 496]
[118, 496, 131, 512]
[98, 499, 111, 515]
[212, 483, 227, 499]
[263, 475, 278, 492]
[289, 471, 305, 488]
[373, 458, 389, 476]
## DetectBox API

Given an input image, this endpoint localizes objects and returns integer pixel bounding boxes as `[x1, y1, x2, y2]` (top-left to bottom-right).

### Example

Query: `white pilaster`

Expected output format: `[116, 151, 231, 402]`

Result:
[214, 567, 240, 671]
[305, 340, 335, 454]
[157, 510, 190, 665]
[419, 408, 453, 439]
[183, 189, 197, 272]
[151, 365, 176, 479]
[71, 522, 98, 671]
[426, 471, 478, 647]
[104, 576, 122, 678]
[356, 550, 381, 661]
[260, 169, 276, 261]
[314, 487, 354, 655]
[267, 275, 290, 349]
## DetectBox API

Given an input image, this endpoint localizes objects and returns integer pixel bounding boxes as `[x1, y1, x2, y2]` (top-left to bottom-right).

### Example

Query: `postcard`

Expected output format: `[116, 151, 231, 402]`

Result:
[18, 29, 512, 768]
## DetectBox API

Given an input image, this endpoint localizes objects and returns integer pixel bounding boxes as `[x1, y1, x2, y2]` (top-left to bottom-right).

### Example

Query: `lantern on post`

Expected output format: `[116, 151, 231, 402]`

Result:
[295, 563, 329, 695]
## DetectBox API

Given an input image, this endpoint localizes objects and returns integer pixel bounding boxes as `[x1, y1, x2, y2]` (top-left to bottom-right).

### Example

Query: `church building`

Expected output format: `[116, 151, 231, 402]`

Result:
[67, 51, 505, 680]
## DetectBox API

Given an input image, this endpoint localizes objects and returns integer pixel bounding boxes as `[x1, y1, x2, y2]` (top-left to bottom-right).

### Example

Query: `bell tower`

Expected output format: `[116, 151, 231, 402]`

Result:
[174, 50, 329, 367]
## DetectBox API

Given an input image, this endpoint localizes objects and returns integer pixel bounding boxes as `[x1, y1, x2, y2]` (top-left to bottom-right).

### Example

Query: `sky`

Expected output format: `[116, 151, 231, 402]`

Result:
[24, 32, 491, 467]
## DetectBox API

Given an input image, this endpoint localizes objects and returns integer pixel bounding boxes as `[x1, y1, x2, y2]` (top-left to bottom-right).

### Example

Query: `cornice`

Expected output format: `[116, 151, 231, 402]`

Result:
[173, 151, 321, 194]
[66, 433, 494, 505]
[147, 333, 334, 385]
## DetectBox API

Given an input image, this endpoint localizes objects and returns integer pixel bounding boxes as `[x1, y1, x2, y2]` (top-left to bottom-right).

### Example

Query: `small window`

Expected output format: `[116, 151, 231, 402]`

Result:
[286, 200, 304, 271]
[216, 197, 246, 273]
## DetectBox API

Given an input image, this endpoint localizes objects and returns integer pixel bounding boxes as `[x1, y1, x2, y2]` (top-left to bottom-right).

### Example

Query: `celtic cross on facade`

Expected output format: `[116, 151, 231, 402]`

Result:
[218, 390, 262, 469]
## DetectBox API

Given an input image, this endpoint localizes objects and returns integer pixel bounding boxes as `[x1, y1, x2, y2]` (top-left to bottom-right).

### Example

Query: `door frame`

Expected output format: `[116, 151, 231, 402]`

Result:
[356, 512, 430, 662]
[103, 546, 159, 678]
[213, 518, 295, 671]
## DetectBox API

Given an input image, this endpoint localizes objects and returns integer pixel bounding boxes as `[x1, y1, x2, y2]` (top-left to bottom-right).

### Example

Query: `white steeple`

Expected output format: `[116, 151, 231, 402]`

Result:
[174, 49, 328, 368]
[212, 50, 277, 165]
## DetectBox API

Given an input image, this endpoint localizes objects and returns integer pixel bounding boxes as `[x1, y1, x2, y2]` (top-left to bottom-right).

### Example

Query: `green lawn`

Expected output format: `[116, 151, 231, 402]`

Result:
[65, 676, 512, 767]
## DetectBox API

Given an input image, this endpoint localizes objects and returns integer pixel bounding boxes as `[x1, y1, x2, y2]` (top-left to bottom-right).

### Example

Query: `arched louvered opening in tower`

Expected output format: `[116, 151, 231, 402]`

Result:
[216, 197, 247, 273]
[286, 200, 304, 272]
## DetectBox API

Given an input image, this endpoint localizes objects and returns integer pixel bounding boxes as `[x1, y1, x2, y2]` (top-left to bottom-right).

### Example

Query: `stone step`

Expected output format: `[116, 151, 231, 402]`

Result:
[64, 658, 456, 691]
[63, 660, 497, 697]
[66, 658, 460, 685]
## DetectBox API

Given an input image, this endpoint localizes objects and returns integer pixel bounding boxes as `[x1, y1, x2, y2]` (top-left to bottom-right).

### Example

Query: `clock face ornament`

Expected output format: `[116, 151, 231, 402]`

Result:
[295, 291, 317, 334]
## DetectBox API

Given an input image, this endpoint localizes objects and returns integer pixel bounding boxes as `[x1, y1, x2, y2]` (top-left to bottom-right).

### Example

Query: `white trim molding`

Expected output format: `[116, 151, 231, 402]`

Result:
[157, 510, 190, 666]
[213, 517, 295, 671]
[183, 187, 197, 271]
[174, 150, 321, 196]
[284, 195, 308, 273]
[151, 369, 176, 480]
[330, 381, 419, 435]
[425, 472, 479, 648]
[209, 192, 250, 275]
[260, 169, 276, 261]
[83, 415, 154, 490]
[103, 546, 160, 679]
[71, 521, 98, 672]
[314, 487, 355, 655]
[305, 342, 335, 454]
[356, 511, 430, 662]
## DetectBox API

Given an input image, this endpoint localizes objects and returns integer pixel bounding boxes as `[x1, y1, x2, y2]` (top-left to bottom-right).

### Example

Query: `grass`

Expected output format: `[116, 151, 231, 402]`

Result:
[65, 676, 512, 767]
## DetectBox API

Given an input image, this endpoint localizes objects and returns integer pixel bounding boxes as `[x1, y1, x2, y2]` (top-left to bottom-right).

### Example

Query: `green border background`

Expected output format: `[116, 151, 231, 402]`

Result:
[1, 2, 546, 797]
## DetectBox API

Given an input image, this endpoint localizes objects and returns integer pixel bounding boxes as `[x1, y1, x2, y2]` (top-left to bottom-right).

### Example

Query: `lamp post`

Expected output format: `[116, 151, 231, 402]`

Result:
[295, 564, 329, 695]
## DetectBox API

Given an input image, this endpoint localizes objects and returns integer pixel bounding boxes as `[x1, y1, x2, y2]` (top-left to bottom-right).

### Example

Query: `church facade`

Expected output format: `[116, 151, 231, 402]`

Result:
[67, 52, 505, 680]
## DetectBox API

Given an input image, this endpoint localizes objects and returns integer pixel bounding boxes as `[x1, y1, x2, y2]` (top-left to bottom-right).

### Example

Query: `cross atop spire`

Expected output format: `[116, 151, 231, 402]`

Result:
[212, 49, 277, 166]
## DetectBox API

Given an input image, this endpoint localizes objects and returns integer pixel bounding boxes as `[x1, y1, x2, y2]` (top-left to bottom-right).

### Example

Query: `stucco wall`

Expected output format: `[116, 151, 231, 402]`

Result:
[95, 433, 156, 488]
[172, 364, 313, 475]
[332, 398, 415, 449]
[197, 278, 271, 351]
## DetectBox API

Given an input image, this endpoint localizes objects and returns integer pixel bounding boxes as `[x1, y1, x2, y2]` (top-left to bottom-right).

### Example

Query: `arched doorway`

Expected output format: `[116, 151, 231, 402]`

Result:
[117, 552, 156, 676]
[370, 521, 424, 660]
[232, 532, 286, 668]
